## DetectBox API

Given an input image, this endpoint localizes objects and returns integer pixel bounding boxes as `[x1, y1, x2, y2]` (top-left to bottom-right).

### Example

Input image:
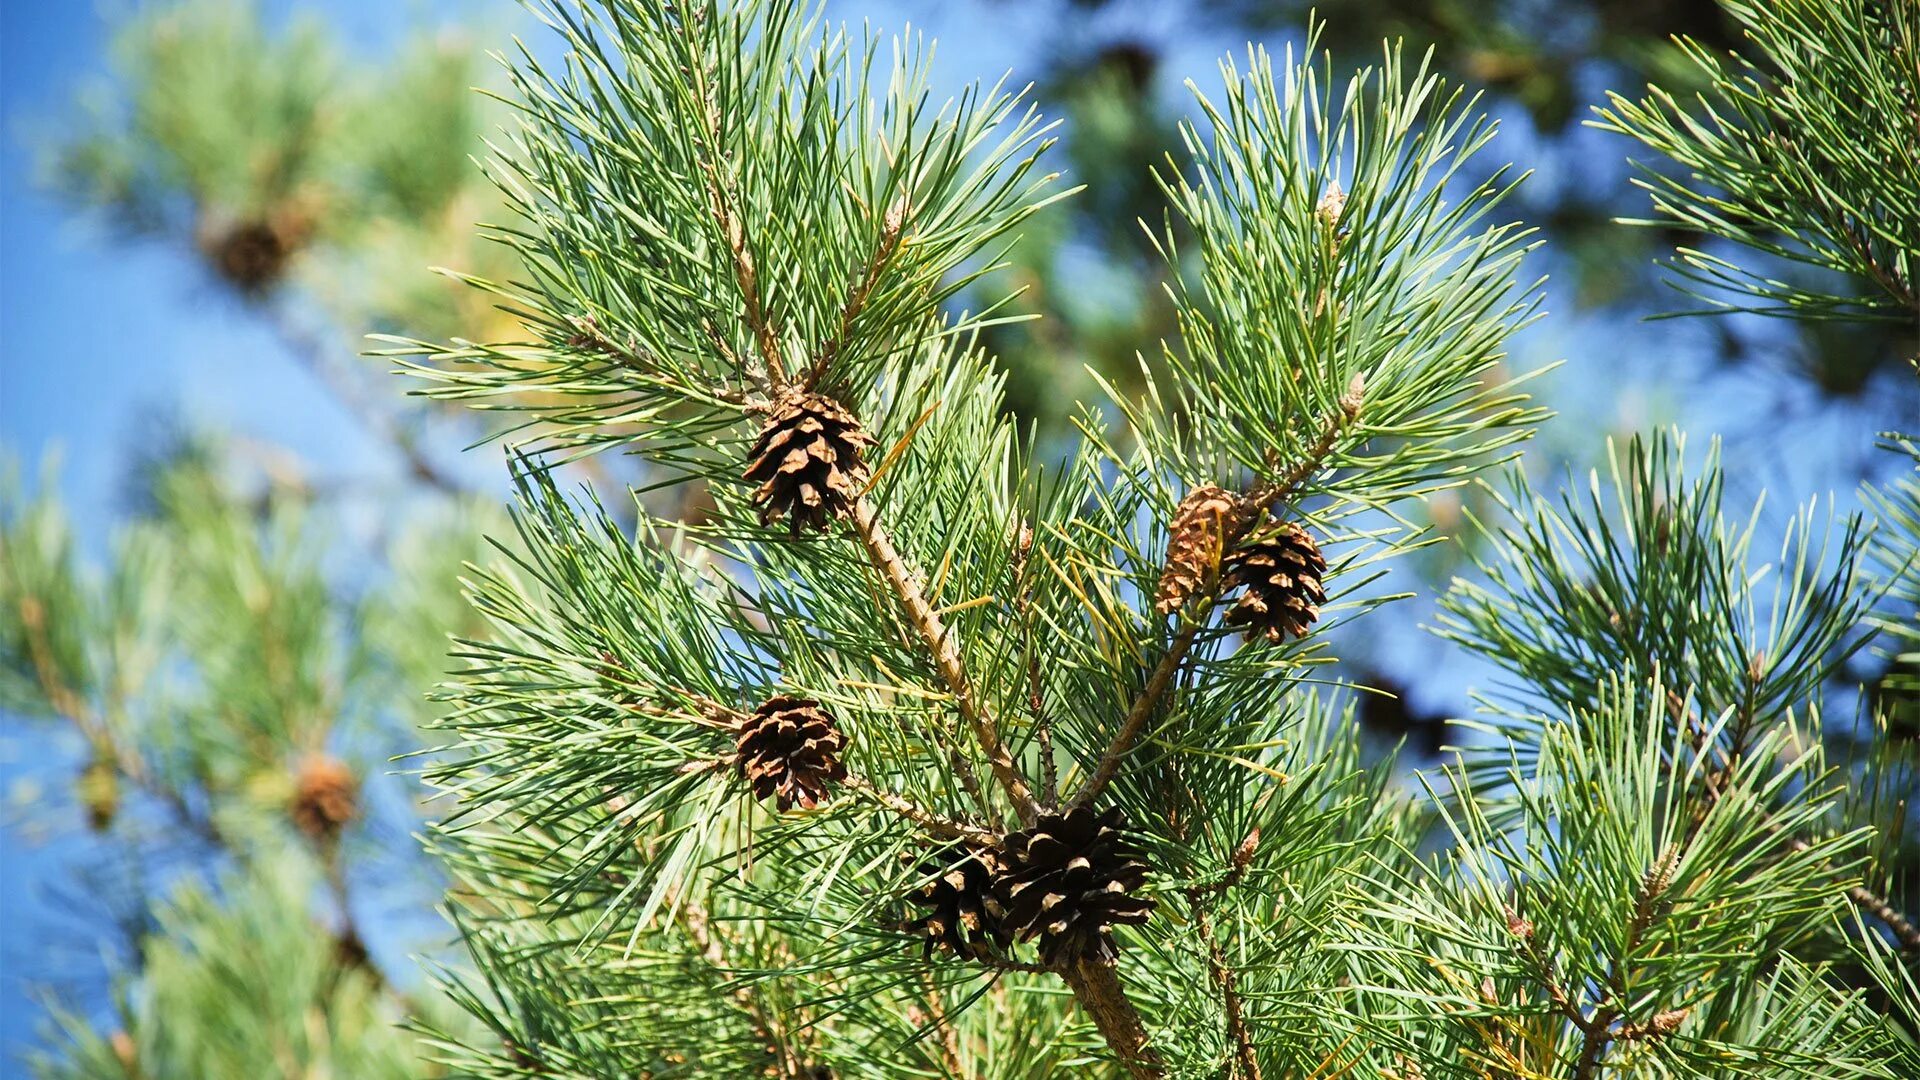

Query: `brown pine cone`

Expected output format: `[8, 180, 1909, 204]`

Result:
[733, 696, 848, 811]
[744, 392, 875, 535]
[290, 755, 359, 843]
[1222, 522, 1326, 643]
[903, 844, 1011, 959]
[1155, 484, 1238, 614]
[994, 806, 1154, 967]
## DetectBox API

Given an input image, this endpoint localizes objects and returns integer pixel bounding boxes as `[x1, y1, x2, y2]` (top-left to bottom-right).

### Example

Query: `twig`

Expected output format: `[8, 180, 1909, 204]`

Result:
[1569, 844, 1677, 1080]
[682, 36, 786, 391]
[19, 596, 227, 847]
[570, 315, 753, 409]
[912, 975, 973, 1079]
[850, 498, 1041, 824]
[1788, 836, 1920, 952]
[679, 897, 815, 1080]
[1028, 653, 1057, 809]
[1060, 960, 1164, 1079]
[807, 199, 910, 387]
[1011, 521, 1059, 807]
[1669, 690, 1920, 951]
[840, 773, 999, 847]
[1187, 890, 1261, 1080]
[1070, 392, 1360, 812]
[261, 303, 469, 495]
[974, 952, 1054, 977]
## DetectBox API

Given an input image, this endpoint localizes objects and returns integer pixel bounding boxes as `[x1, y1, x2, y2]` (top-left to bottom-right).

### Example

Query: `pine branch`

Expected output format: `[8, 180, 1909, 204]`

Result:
[17, 592, 228, 849]
[909, 976, 973, 1079]
[808, 200, 910, 388]
[1571, 844, 1678, 1080]
[679, 24, 786, 392]
[839, 773, 999, 847]
[1071, 391, 1360, 811]
[1061, 960, 1163, 1079]
[1011, 520, 1059, 808]
[1672, 690, 1920, 952]
[851, 497, 1041, 824]
[678, 897, 818, 1080]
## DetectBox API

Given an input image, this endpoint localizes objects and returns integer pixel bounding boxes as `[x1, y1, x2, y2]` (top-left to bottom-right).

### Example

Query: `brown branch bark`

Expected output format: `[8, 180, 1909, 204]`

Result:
[839, 773, 999, 847]
[1061, 960, 1164, 1078]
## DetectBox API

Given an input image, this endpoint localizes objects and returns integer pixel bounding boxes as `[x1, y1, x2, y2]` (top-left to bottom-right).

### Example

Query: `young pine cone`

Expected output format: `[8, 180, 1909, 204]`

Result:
[994, 806, 1155, 967]
[744, 392, 875, 535]
[733, 696, 848, 811]
[1154, 485, 1237, 615]
[903, 845, 1011, 960]
[290, 755, 359, 843]
[1222, 522, 1327, 643]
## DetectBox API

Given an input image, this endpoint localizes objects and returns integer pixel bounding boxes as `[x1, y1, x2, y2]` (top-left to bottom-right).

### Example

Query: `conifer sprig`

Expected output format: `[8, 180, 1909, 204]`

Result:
[380, 0, 1063, 464]
[1594, 0, 1920, 321]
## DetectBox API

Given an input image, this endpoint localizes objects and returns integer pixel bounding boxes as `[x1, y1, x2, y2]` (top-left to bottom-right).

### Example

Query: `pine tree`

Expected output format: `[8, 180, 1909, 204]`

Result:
[10, 0, 1920, 1076]
[381, 1, 1920, 1076]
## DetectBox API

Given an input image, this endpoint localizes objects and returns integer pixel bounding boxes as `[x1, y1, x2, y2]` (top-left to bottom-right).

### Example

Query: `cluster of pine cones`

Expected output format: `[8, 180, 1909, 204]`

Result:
[726, 694, 1156, 968]
[905, 806, 1155, 968]
[1155, 483, 1327, 643]
[729, 410, 1322, 971]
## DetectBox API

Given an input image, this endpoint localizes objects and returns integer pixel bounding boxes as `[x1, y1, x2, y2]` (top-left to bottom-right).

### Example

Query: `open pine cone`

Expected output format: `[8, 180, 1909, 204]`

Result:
[994, 806, 1154, 967]
[734, 696, 848, 810]
[744, 391, 875, 535]
[1222, 522, 1326, 643]
[290, 755, 359, 843]
[1155, 484, 1238, 614]
[904, 844, 1011, 959]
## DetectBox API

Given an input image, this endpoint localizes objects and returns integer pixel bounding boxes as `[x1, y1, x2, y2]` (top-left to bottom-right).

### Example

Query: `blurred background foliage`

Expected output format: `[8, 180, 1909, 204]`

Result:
[1, 0, 1915, 1072]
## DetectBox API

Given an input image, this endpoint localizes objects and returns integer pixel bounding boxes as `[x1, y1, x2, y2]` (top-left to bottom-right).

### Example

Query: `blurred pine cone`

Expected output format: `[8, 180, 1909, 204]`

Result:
[290, 755, 359, 843]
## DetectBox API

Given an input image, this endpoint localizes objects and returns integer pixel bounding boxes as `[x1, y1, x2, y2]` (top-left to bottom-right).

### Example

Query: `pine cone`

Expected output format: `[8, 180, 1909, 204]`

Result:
[1222, 522, 1326, 643]
[903, 845, 1010, 959]
[734, 696, 848, 810]
[1155, 484, 1238, 614]
[744, 392, 875, 535]
[994, 806, 1154, 967]
[199, 206, 313, 293]
[290, 755, 359, 843]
